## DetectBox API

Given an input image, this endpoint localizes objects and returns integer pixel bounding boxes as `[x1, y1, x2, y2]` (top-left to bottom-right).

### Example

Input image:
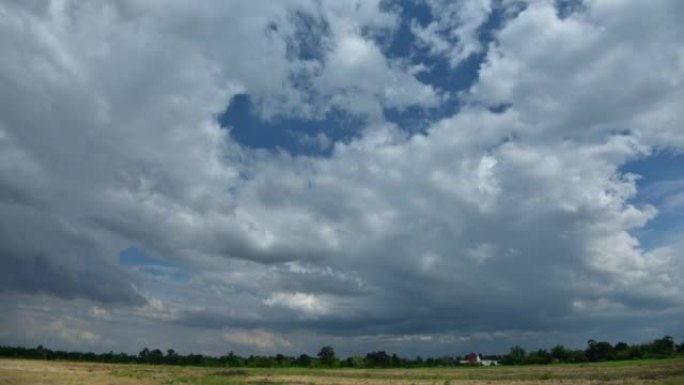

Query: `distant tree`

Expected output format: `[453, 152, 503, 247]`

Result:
[166, 349, 178, 365]
[138, 348, 150, 363]
[648, 336, 676, 357]
[36, 345, 47, 359]
[350, 354, 364, 368]
[434, 355, 456, 367]
[184, 353, 204, 366]
[220, 351, 245, 367]
[585, 340, 597, 361]
[317, 346, 336, 366]
[628, 344, 645, 359]
[586, 340, 616, 361]
[502, 346, 526, 365]
[247, 355, 276, 367]
[614, 342, 630, 360]
[275, 354, 291, 367]
[294, 353, 312, 367]
[614, 342, 628, 351]
[149, 349, 164, 364]
[570, 349, 588, 363]
[550, 345, 570, 362]
[365, 351, 391, 367]
[527, 349, 551, 365]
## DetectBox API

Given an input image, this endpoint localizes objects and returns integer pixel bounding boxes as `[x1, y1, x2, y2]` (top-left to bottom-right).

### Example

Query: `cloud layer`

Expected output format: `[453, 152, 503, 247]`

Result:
[1, 0, 683, 355]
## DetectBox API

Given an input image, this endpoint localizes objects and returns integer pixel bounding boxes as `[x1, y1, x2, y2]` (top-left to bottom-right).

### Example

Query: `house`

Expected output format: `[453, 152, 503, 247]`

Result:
[459, 352, 480, 365]
[481, 359, 499, 366]
[459, 353, 498, 366]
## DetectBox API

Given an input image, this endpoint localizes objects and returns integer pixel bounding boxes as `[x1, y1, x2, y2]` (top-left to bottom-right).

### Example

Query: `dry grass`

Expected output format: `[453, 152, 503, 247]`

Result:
[1, 357, 683, 385]
[0, 359, 160, 385]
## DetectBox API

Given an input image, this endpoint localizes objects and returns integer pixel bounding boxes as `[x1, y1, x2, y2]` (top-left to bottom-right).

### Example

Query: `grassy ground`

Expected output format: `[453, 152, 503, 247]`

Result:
[1, 357, 683, 385]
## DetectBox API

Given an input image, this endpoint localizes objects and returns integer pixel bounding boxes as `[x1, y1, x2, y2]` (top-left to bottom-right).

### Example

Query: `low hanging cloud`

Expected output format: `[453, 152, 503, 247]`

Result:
[0, 0, 683, 355]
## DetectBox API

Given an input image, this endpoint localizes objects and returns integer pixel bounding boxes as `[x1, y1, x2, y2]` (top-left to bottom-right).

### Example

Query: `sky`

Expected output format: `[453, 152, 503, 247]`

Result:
[0, 0, 683, 358]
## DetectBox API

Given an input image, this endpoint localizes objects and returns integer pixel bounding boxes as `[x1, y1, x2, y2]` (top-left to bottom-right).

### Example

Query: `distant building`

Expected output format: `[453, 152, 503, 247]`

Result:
[481, 359, 498, 366]
[460, 352, 480, 365]
[459, 353, 498, 366]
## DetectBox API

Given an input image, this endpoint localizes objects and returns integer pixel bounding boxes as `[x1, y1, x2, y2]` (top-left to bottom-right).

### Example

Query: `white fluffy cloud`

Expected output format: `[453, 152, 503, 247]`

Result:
[473, 0, 684, 147]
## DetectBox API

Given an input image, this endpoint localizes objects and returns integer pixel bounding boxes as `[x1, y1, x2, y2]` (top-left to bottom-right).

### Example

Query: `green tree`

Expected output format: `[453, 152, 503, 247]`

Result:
[149, 349, 164, 364]
[614, 342, 630, 360]
[166, 349, 178, 365]
[138, 348, 150, 363]
[503, 346, 526, 365]
[349, 354, 364, 368]
[274, 354, 291, 367]
[570, 349, 588, 363]
[317, 346, 336, 366]
[585, 340, 598, 361]
[648, 336, 675, 357]
[365, 351, 391, 367]
[294, 353, 312, 367]
[596, 341, 615, 361]
[551, 345, 570, 362]
[527, 349, 551, 365]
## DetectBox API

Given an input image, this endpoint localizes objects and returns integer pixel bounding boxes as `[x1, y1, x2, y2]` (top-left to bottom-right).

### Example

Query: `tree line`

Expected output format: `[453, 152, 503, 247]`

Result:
[501, 336, 681, 365]
[1, 336, 681, 368]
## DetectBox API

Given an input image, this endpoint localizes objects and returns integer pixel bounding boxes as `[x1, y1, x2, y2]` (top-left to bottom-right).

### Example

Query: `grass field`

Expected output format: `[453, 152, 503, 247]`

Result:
[1, 357, 684, 385]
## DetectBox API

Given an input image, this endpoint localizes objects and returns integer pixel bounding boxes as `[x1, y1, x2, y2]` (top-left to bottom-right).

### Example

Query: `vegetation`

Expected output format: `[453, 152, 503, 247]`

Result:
[2, 357, 684, 385]
[502, 336, 681, 365]
[0, 335, 681, 369]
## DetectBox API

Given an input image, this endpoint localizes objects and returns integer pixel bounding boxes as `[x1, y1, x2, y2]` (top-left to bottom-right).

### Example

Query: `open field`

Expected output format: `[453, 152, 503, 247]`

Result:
[1, 358, 684, 385]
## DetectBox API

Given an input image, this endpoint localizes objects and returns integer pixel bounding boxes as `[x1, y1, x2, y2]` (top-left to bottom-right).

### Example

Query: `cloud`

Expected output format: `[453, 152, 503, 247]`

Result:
[0, 0, 683, 355]
[472, 0, 684, 147]
[0, 297, 102, 349]
[223, 329, 292, 352]
[264, 292, 331, 318]
[45, 319, 101, 345]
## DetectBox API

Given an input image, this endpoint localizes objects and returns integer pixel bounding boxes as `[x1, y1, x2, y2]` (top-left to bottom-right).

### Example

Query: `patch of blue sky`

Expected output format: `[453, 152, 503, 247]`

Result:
[554, 0, 587, 19]
[377, 0, 432, 58]
[219, 94, 365, 157]
[119, 246, 190, 283]
[620, 152, 684, 249]
[379, 0, 482, 92]
[382, 52, 485, 134]
[220, 1, 509, 155]
[379, 0, 509, 131]
[622, 151, 684, 187]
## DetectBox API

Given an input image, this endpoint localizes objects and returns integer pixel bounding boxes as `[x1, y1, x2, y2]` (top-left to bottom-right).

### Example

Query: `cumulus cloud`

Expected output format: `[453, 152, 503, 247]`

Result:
[472, 0, 684, 147]
[0, 0, 683, 355]
[264, 292, 332, 318]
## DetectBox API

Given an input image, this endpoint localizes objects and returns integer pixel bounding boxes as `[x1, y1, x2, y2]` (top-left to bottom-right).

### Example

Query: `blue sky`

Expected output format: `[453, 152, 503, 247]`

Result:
[220, 94, 364, 156]
[1, 0, 683, 357]
[219, 0, 496, 154]
[621, 152, 684, 249]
